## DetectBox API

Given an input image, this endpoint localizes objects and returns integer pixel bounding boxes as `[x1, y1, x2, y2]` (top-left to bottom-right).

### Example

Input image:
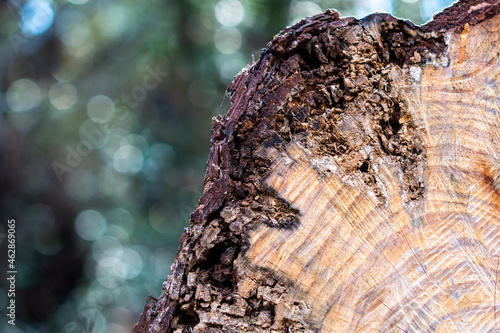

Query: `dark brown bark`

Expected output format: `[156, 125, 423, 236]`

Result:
[134, 1, 500, 332]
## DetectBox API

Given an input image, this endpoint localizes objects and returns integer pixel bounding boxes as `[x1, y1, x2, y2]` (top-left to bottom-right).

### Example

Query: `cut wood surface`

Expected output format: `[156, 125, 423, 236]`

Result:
[134, 1, 500, 332]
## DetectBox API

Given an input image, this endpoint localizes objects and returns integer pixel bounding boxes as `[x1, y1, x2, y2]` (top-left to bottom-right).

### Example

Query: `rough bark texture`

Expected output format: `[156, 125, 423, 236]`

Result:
[134, 0, 500, 332]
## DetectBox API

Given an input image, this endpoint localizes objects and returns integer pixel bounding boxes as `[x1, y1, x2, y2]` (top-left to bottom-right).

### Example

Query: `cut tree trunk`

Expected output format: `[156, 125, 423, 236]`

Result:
[134, 1, 500, 332]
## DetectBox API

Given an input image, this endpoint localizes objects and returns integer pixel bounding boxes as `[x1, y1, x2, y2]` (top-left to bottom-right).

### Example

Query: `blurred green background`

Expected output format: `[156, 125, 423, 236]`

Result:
[0, 0, 454, 331]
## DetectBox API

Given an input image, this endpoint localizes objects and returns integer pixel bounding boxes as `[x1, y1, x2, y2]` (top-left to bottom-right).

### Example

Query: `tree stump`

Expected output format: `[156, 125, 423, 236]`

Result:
[134, 0, 500, 331]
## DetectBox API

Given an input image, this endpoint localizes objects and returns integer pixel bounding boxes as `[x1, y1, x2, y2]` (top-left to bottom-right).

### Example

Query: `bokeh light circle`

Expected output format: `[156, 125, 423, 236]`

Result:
[87, 95, 115, 124]
[289, 1, 322, 23]
[215, 0, 245, 26]
[21, 0, 54, 36]
[113, 145, 144, 174]
[213, 27, 242, 54]
[49, 82, 77, 110]
[94, 4, 128, 38]
[75, 210, 106, 241]
[6, 79, 42, 112]
[116, 248, 143, 279]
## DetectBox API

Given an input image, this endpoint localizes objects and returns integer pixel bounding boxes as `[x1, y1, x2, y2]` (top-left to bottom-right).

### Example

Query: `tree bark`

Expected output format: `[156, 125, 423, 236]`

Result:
[134, 0, 500, 331]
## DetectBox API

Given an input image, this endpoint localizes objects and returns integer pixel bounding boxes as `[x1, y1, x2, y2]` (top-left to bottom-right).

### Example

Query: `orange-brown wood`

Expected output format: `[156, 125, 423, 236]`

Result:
[133, 2, 500, 332]
[245, 13, 500, 333]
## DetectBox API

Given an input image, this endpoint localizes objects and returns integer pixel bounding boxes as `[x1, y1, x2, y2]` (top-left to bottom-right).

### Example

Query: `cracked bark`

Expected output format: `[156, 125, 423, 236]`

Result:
[134, 0, 500, 332]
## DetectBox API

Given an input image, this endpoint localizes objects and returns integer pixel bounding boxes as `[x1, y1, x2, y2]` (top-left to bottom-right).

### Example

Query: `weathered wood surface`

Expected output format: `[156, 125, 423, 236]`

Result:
[135, 1, 500, 332]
